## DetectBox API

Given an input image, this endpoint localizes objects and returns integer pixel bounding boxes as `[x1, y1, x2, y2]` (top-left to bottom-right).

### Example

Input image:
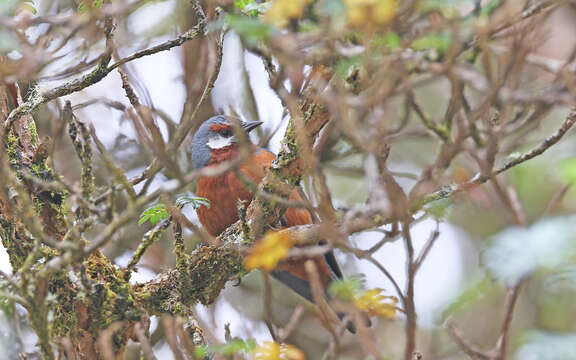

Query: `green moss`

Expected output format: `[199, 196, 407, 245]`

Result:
[28, 119, 38, 146]
[49, 272, 78, 337]
[6, 130, 20, 166]
[0, 220, 32, 270]
[29, 158, 53, 179]
[83, 253, 142, 333]
[136, 245, 244, 316]
[33, 198, 44, 214]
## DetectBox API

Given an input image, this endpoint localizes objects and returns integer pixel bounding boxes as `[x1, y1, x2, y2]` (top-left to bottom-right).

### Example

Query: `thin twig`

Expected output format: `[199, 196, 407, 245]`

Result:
[445, 320, 491, 360]
[416, 108, 576, 210]
[135, 322, 158, 360]
[3, 22, 205, 131]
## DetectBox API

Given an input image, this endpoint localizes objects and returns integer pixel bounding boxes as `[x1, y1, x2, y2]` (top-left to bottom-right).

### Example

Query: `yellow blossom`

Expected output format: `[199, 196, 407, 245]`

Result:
[354, 288, 398, 318]
[252, 341, 306, 360]
[244, 231, 294, 272]
[265, 0, 313, 27]
[343, 0, 398, 28]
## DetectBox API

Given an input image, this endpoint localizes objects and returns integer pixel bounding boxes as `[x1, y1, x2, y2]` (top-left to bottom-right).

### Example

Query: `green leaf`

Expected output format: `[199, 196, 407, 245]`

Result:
[195, 339, 257, 357]
[329, 277, 365, 302]
[235, 0, 268, 16]
[226, 14, 275, 45]
[138, 204, 168, 225]
[423, 197, 452, 221]
[175, 195, 210, 209]
[372, 32, 401, 50]
[234, 0, 253, 9]
[334, 57, 361, 79]
[479, 0, 504, 17]
[412, 33, 452, 53]
[77, 1, 87, 13]
[219, 339, 257, 355]
[193, 346, 208, 357]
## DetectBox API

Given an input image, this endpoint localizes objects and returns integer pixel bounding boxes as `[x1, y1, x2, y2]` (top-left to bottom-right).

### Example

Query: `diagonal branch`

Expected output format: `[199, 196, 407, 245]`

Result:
[414, 107, 576, 210]
[3, 21, 206, 132]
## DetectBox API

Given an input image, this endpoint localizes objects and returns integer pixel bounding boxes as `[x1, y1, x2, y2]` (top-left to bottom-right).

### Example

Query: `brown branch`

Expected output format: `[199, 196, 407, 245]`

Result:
[3, 21, 205, 132]
[415, 107, 576, 210]
[446, 320, 492, 360]
[135, 322, 158, 360]
[494, 284, 522, 360]
[403, 222, 417, 360]
[277, 306, 305, 343]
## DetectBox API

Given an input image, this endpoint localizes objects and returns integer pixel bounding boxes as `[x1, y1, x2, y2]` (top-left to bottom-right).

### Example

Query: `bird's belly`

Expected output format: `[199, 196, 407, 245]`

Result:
[196, 173, 253, 236]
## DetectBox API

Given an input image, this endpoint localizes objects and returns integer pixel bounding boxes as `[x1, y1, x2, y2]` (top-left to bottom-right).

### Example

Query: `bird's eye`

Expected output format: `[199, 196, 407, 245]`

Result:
[221, 129, 233, 137]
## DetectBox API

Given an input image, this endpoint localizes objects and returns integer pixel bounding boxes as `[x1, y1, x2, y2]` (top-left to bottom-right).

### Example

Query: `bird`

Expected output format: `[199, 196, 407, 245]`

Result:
[191, 115, 360, 332]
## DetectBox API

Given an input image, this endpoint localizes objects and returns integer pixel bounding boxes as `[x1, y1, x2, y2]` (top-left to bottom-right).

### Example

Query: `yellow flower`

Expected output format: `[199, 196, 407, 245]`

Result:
[252, 341, 306, 360]
[354, 288, 398, 318]
[265, 0, 313, 27]
[244, 231, 294, 272]
[343, 0, 398, 28]
[373, 0, 398, 25]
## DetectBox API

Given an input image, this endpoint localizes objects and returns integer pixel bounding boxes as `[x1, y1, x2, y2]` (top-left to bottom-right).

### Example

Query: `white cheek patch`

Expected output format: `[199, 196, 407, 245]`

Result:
[207, 135, 234, 149]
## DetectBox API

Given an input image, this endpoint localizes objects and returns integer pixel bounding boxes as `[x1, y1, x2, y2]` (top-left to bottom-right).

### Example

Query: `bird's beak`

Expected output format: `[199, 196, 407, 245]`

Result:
[241, 121, 263, 133]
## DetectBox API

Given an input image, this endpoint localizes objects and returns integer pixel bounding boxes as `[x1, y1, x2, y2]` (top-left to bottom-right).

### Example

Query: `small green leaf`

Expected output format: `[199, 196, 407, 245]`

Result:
[234, 0, 253, 9]
[424, 197, 452, 220]
[219, 339, 257, 355]
[196, 339, 257, 357]
[193, 346, 208, 358]
[226, 14, 275, 45]
[329, 277, 365, 302]
[372, 32, 401, 50]
[479, 0, 504, 17]
[235, 0, 268, 16]
[412, 33, 452, 53]
[138, 204, 168, 225]
[334, 57, 361, 79]
[176, 195, 210, 209]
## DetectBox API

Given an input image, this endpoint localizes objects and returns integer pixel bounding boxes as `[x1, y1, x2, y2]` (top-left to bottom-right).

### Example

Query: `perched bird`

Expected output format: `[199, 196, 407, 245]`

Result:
[192, 115, 358, 332]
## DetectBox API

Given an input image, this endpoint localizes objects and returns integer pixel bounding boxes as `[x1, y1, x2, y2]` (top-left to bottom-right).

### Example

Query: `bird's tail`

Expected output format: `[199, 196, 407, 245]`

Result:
[271, 270, 370, 333]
